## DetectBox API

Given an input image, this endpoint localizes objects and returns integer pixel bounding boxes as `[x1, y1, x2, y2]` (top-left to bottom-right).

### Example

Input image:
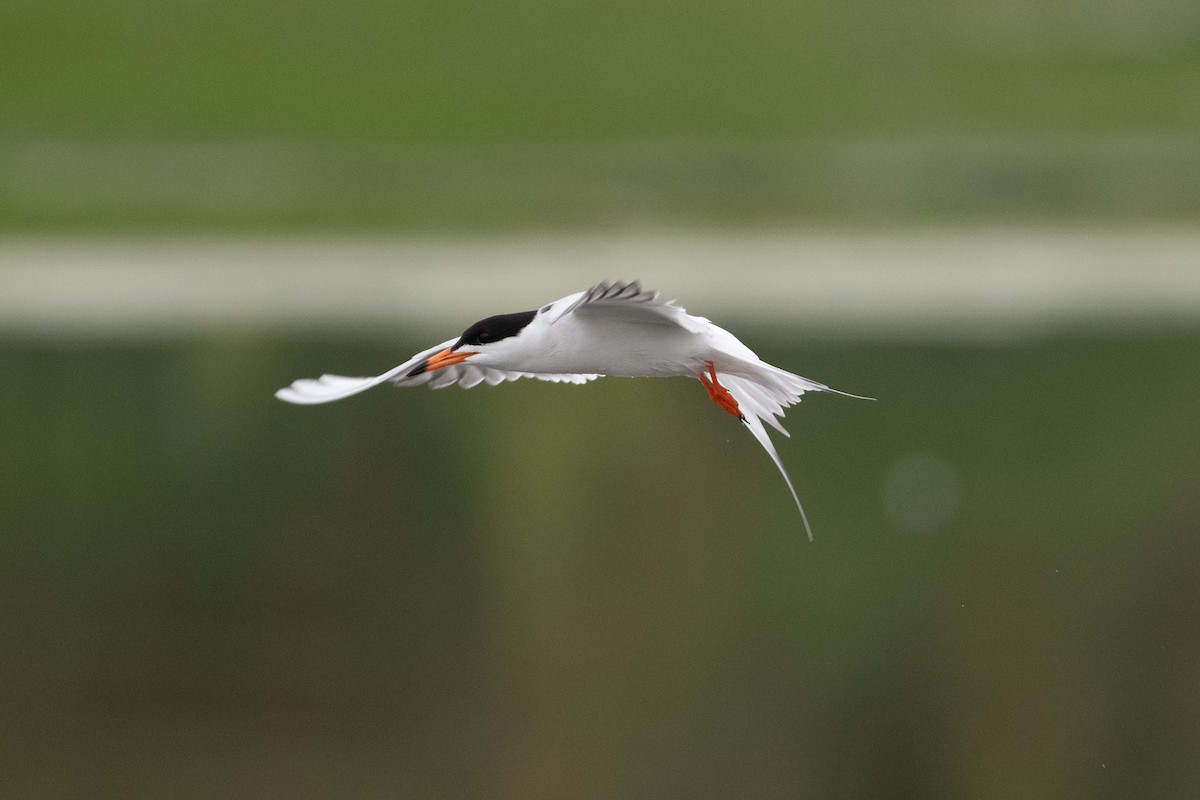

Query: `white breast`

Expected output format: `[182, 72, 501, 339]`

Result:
[518, 311, 712, 377]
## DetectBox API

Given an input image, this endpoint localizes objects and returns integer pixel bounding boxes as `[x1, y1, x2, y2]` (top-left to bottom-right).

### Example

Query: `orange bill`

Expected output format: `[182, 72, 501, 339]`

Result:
[422, 347, 477, 373]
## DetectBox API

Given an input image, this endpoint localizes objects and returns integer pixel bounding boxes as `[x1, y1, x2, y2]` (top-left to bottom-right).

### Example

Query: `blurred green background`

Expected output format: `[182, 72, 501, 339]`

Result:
[3, 0, 1199, 230]
[3, 1, 1200, 798]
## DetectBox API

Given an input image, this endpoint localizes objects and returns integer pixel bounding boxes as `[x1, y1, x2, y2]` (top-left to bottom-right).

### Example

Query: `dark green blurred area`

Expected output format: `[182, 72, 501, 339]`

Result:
[2, 0, 1199, 230]
[2, 331, 1199, 797]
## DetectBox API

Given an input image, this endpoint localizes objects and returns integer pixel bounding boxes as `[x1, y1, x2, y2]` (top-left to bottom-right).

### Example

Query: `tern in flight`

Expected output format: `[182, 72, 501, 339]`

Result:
[276, 280, 869, 539]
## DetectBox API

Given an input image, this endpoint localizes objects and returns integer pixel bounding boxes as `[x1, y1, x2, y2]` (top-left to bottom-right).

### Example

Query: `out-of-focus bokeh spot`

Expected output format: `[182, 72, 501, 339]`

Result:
[881, 452, 963, 533]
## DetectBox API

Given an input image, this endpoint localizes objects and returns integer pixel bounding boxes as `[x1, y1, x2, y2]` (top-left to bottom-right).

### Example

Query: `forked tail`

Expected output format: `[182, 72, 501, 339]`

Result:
[739, 410, 815, 541]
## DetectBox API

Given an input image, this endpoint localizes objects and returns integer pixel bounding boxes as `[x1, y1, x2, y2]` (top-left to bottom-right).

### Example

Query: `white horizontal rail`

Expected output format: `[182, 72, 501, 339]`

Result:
[2, 229, 1198, 339]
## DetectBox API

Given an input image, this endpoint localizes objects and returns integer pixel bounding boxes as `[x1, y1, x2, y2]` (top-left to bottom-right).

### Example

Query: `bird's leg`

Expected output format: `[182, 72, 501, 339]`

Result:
[700, 361, 745, 422]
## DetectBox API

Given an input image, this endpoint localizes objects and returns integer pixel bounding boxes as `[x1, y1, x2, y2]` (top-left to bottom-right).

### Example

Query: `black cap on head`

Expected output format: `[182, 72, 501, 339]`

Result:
[453, 309, 537, 350]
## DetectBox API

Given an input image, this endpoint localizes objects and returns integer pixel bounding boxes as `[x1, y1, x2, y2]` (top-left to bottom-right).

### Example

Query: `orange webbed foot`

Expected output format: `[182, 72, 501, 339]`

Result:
[700, 361, 745, 422]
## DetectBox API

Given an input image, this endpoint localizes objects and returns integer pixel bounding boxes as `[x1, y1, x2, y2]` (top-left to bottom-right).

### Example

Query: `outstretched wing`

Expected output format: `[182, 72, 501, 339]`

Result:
[421, 366, 601, 390]
[275, 337, 600, 405]
[543, 279, 711, 335]
[275, 337, 456, 405]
